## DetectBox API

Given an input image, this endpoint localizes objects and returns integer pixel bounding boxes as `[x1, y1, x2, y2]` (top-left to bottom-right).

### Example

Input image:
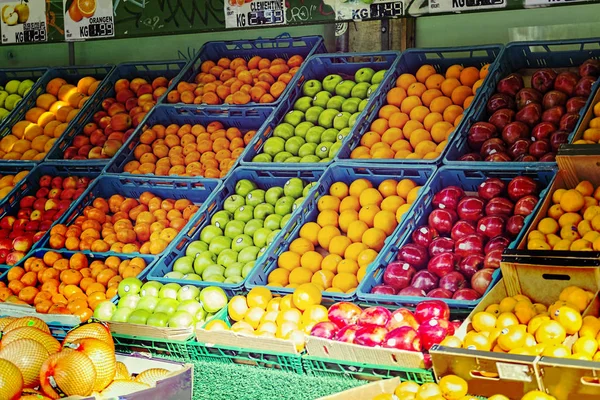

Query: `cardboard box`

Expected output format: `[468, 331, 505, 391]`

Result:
[518, 154, 600, 250]
[75, 353, 193, 400]
[316, 378, 399, 400]
[108, 321, 195, 342]
[430, 254, 600, 399]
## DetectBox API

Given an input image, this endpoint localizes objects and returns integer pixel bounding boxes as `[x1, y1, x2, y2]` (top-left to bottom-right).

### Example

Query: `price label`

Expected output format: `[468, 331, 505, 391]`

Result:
[428, 0, 505, 13]
[334, 0, 404, 21]
[225, 0, 286, 29]
[0, 0, 47, 44]
[524, 0, 587, 6]
[63, 0, 114, 41]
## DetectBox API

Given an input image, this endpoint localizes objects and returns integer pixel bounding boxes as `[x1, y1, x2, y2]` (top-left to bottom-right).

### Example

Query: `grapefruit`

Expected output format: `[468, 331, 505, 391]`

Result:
[1, 327, 60, 354]
[62, 322, 114, 350]
[62, 338, 116, 391]
[115, 361, 131, 380]
[0, 338, 49, 388]
[40, 352, 96, 398]
[0, 359, 23, 400]
[0, 316, 15, 331]
[101, 380, 151, 397]
[4, 317, 50, 334]
[134, 368, 171, 387]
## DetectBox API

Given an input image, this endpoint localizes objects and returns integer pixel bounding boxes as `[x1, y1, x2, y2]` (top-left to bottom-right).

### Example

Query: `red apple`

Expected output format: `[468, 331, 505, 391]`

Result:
[559, 113, 579, 132]
[412, 225, 439, 248]
[541, 106, 565, 125]
[328, 302, 363, 329]
[459, 153, 483, 161]
[33, 198, 46, 211]
[484, 248, 504, 270]
[398, 243, 429, 270]
[0, 238, 12, 250]
[386, 308, 419, 331]
[353, 326, 388, 347]
[35, 187, 49, 198]
[433, 186, 465, 211]
[531, 121, 557, 142]
[0, 249, 8, 263]
[18, 196, 36, 209]
[60, 189, 76, 200]
[371, 285, 396, 295]
[485, 236, 510, 253]
[17, 208, 31, 220]
[39, 175, 52, 188]
[471, 269, 495, 295]
[410, 270, 439, 293]
[515, 88, 542, 110]
[310, 321, 339, 340]
[514, 195, 538, 216]
[506, 214, 525, 237]
[12, 235, 32, 252]
[516, 103, 542, 127]
[488, 108, 516, 131]
[554, 72, 579, 96]
[566, 97, 588, 113]
[51, 176, 63, 188]
[574, 76, 595, 97]
[507, 176, 537, 201]
[414, 300, 450, 324]
[502, 121, 530, 145]
[579, 59, 600, 78]
[457, 196, 485, 222]
[427, 252, 456, 278]
[358, 306, 392, 328]
[487, 93, 516, 114]
[478, 178, 505, 200]
[428, 209, 458, 235]
[439, 271, 467, 293]
[485, 197, 514, 218]
[29, 210, 42, 221]
[451, 220, 477, 242]
[480, 138, 507, 158]
[468, 122, 498, 151]
[455, 234, 485, 258]
[508, 139, 531, 160]
[531, 68, 557, 93]
[6, 251, 25, 265]
[0, 216, 16, 229]
[48, 188, 62, 199]
[486, 152, 512, 162]
[383, 262, 416, 291]
[428, 237, 455, 257]
[497, 73, 524, 97]
[428, 288, 453, 299]
[383, 326, 421, 352]
[458, 254, 485, 278]
[477, 216, 505, 239]
[334, 324, 361, 343]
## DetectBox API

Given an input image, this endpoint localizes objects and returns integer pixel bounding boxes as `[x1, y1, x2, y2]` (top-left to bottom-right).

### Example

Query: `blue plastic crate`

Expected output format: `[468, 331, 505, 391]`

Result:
[46, 61, 186, 167]
[0, 65, 115, 158]
[357, 165, 558, 309]
[164, 35, 325, 109]
[103, 104, 274, 179]
[240, 51, 401, 169]
[245, 162, 436, 302]
[444, 38, 600, 166]
[146, 166, 325, 296]
[0, 161, 37, 207]
[37, 175, 221, 257]
[0, 67, 50, 133]
[337, 45, 503, 166]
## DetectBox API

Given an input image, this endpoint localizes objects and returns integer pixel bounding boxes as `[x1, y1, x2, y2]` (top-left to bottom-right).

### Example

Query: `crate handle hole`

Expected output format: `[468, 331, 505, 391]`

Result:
[469, 370, 500, 380]
[322, 346, 330, 356]
[581, 376, 600, 386]
[541, 273, 571, 281]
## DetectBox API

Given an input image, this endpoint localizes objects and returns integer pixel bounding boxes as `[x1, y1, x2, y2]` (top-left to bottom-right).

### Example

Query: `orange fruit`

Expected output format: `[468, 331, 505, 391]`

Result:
[332, 273, 358, 292]
[362, 227, 386, 251]
[438, 375, 468, 400]
[416, 65, 436, 83]
[299, 222, 320, 246]
[317, 225, 341, 250]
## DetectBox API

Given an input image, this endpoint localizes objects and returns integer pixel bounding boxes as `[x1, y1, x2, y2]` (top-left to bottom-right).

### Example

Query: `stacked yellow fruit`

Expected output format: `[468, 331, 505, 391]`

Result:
[573, 102, 600, 144]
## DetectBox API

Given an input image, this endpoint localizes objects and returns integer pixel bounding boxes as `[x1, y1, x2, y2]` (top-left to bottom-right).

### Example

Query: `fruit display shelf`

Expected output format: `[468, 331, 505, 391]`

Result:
[37, 174, 221, 258]
[240, 51, 401, 168]
[0, 161, 37, 207]
[336, 45, 504, 165]
[0, 67, 49, 132]
[0, 64, 114, 162]
[245, 162, 435, 302]
[104, 104, 274, 180]
[164, 35, 326, 110]
[46, 60, 187, 167]
[444, 38, 600, 166]
[0, 162, 102, 267]
[357, 165, 557, 309]
[147, 166, 325, 296]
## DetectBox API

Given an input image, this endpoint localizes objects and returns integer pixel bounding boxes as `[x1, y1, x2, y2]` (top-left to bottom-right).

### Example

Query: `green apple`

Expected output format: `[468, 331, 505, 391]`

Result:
[119, 294, 140, 309]
[224, 263, 243, 278]
[182, 273, 202, 281]
[285, 157, 301, 163]
[0, 92, 8, 108]
[159, 283, 181, 300]
[305, 106, 324, 125]
[246, 189, 265, 207]
[254, 203, 274, 220]
[112, 307, 134, 323]
[329, 141, 343, 158]
[5, 80, 20, 94]
[253, 227, 272, 248]
[224, 195, 246, 213]
[224, 220, 245, 239]
[199, 225, 222, 243]
[118, 277, 143, 297]
[234, 205, 255, 223]
[217, 249, 239, 266]
[224, 276, 243, 284]
[200, 286, 228, 313]
[202, 264, 225, 280]
[173, 256, 195, 275]
[294, 121, 314, 139]
[195, 309, 208, 323]
[93, 301, 116, 321]
[141, 281, 163, 297]
[194, 251, 216, 274]
[177, 285, 201, 302]
[372, 70, 387, 84]
[326, 95, 345, 111]
[323, 74, 343, 94]
[265, 187, 284, 205]
[303, 182, 318, 197]
[17, 80, 34, 96]
[321, 128, 339, 143]
[349, 112, 361, 128]
[155, 298, 180, 316]
[252, 154, 272, 162]
[235, 179, 257, 197]
[316, 142, 334, 159]
[273, 152, 292, 163]
[299, 143, 318, 158]
[355, 67, 376, 83]
[275, 196, 295, 215]
[244, 219, 264, 236]
[318, 109, 339, 129]
[177, 298, 203, 314]
[204, 274, 225, 283]
[337, 127, 351, 142]
[342, 97, 361, 113]
[274, 123, 295, 140]
[238, 246, 261, 263]
[305, 126, 325, 144]
[312, 91, 332, 108]
[263, 137, 285, 156]
[285, 136, 306, 156]
[358, 99, 369, 112]
[211, 210, 232, 229]
[367, 84, 379, 98]
[5, 94, 21, 111]
[320, 158, 332, 163]
[301, 155, 321, 163]
[351, 83, 370, 99]
[283, 110, 304, 127]
[128, 309, 151, 325]
[165, 271, 184, 279]
[267, 230, 281, 246]
[209, 236, 233, 255]
[147, 312, 169, 327]
[302, 80, 323, 97]
[0, 107, 8, 121]
[186, 240, 208, 257]
[232, 234, 253, 252]
[264, 214, 283, 230]
[242, 261, 255, 277]
[294, 96, 313, 112]
[335, 81, 357, 98]
[292, 197, 305, 211]
[280, 214, 293, 229]
[136, 296, 160, 313]
[333, 112, 351, 130]
[284, 178, 305, 198]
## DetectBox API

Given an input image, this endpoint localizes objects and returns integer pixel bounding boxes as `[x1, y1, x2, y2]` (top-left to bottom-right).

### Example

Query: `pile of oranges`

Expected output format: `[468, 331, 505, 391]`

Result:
[527, 180, 600, 251]
[573, 101, 600, 144]
[350, 63, 489, 161]
[47, 191, 200, 255]
[165, 55, 304, 105]
[0, 252, 148, 321]
[0, 170, 29, 199]
[122, 121, 255, 178]
[266, 178, 421, 294]
[441, 286, 598, 360]
[206, 284, 323, 352]
[0, 76, 102, 161]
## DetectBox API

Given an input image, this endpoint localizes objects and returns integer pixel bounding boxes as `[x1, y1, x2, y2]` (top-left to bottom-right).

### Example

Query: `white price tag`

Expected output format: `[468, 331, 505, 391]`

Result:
[63, 0, 114, 41]
[428, 0, 505, 13]
[0, 0, 47, 44]
[334, 0, 404, 21]
[225, 0, 286, 29]
[524, 0, 587, 6]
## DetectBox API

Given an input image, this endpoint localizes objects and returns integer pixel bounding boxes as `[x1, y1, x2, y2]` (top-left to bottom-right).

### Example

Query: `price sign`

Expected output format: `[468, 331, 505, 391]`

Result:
[0, 0, 47, 44]
[524, 0, 587, 6]
[225, 0, 286, 29]
[334, 0, 404, 21]
[428, 0, 505, 13]
[63, 0, 114, 41]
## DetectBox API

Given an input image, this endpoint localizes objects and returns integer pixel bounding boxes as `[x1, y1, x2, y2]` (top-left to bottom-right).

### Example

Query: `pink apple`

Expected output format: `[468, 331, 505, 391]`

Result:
[328, 302, 363, 329]
[357, 306, 392, 327]
[383, 326, 422, 352]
